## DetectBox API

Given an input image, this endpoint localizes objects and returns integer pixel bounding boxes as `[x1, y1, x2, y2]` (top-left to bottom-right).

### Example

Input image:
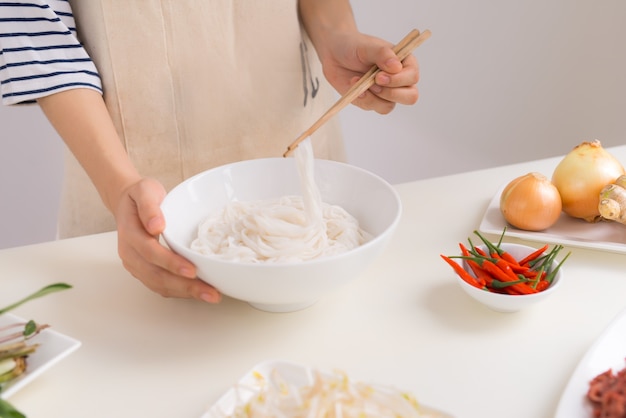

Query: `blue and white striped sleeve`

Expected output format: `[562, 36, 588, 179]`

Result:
[0, 0, 102, 105]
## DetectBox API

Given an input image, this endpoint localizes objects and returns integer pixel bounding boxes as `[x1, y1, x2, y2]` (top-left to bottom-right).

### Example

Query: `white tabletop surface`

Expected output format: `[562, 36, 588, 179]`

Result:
[3, 146, 626, 418]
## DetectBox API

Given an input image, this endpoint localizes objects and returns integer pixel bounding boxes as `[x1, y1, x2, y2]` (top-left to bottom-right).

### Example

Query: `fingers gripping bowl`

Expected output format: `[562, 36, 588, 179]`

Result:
[160, 158, 402, 313]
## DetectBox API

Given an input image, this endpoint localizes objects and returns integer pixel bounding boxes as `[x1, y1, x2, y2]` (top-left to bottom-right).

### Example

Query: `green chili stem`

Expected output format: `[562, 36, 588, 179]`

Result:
[490, 278, 528, 289]
[531, 265, 545, 289]
[545, 251, 571, 284]
[449, 255, 499, 265]
[473, 230, 502, 256]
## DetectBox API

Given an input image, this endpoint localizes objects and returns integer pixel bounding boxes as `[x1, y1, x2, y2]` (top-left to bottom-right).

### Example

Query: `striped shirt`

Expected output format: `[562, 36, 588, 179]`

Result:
[0, 0, 102, 105]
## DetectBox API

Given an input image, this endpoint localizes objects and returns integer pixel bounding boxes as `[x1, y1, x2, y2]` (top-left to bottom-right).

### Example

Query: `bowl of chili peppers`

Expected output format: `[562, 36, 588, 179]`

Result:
[441, 230, 570, 313]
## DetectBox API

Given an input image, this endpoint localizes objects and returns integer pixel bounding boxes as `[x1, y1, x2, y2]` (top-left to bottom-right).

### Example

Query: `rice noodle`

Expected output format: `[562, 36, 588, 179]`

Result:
[190, 139, 370, 263]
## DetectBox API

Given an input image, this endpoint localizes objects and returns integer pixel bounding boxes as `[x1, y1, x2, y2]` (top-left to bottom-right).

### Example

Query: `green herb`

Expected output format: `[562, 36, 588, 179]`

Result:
[22, 322, 36, 338]
[0, 283, 72, 418]
[0, 283, 72, 316]
[0, 399, 26, 418]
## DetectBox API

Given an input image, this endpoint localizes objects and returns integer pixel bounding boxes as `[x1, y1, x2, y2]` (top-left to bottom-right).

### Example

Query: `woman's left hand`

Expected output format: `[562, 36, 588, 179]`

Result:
[318, 31, 421, 114]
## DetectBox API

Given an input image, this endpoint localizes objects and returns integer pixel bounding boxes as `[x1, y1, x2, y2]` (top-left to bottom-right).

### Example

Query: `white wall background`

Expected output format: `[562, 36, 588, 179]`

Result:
[1, 0, 625, 249]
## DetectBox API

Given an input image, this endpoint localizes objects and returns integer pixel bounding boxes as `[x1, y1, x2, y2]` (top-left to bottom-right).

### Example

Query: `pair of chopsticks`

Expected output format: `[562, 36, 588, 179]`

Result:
[283, 28, 431, 157]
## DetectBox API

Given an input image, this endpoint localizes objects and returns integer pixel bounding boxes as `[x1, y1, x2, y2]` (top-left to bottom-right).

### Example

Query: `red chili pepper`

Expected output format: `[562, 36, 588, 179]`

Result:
[480, 260, 538, 295]
[459, 242, 471, 257]
[440, 255, 484, 289]
[474, 246, 488, 257]
[499, 250, 520, 266]
[489, 252, 530, 274]
[520, 269, 544, 280]
[492, 258, 519, 280]
[469, 261, 492, 287]
[459, 244, 488, 287]
[518, 244, 549, 266]
[536, 280, 550, 291]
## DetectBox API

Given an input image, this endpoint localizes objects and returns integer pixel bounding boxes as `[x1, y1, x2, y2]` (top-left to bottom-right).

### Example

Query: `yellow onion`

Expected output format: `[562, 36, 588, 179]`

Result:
[500, 172, 562, 231]
[552, 140, 625, 222]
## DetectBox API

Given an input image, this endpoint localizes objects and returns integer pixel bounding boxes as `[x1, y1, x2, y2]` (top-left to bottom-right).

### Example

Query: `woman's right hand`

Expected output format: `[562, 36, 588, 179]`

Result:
[39, 89, 220, 303]
[114, 177, 222, 303]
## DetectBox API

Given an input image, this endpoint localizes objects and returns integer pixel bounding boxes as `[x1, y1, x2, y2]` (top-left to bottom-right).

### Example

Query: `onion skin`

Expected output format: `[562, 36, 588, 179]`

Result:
[552, 140, 625, 222]
[500, 172, 562, 231]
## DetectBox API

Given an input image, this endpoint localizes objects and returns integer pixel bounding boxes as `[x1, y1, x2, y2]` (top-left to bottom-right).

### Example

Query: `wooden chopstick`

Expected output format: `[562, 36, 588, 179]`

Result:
[283, 28, 432, 157]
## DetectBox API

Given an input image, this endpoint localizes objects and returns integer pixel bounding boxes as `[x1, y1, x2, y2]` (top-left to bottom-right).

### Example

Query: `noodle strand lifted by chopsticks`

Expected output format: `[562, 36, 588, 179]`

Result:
[190, 139, 370, 263]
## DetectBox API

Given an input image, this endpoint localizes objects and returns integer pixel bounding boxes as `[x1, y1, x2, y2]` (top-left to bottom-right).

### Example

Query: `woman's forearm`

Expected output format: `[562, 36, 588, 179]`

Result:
[298, 0, 357, 57]
[37, 89, 141, 213]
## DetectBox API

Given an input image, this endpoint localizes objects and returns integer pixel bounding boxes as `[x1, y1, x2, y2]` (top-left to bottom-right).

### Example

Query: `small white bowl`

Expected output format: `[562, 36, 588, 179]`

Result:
[161, 157, 401, 313]
[455, 243, 564, 313]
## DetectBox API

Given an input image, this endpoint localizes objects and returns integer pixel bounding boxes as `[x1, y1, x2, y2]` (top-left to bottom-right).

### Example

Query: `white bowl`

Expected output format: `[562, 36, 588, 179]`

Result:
[161, 158, 401, 312]
[456, 243, 564, 313]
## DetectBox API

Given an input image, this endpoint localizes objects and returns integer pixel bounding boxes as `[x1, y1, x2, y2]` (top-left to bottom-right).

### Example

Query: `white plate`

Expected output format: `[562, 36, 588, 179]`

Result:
[479, 186, 626, 253]
[202, 360, 452, 418]
[0, 313, 81, 399]
[554, 307, 626, 417]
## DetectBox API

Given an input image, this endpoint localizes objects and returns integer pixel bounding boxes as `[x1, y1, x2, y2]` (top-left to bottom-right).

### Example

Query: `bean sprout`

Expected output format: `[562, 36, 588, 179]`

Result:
[207, 367, 445, 418]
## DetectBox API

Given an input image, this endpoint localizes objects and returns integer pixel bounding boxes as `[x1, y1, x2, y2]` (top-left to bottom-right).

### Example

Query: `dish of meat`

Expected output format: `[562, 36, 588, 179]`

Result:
[587, 364, 626, 417]
[555, 307, 626, 418]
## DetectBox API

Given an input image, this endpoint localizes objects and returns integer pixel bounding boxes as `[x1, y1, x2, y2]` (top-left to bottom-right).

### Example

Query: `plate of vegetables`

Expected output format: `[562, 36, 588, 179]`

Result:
[0, 313, 80, 399]
[202, 360, 453, 418]
[480, 187, 626, 254]
[1, 284, 80, 417]
[480, 141, 626, 254]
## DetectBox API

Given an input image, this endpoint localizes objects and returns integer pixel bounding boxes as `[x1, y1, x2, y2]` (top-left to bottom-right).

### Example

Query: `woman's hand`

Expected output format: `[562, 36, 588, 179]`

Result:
[298, 0, 421, 114]
[318, 30, 420, 115]
[39, 89, 220, 303]
[114, 178, 222, 303]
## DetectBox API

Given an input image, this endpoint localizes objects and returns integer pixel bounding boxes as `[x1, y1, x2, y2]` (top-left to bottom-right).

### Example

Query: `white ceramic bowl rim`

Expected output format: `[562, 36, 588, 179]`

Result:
[161, 158, 402, 267]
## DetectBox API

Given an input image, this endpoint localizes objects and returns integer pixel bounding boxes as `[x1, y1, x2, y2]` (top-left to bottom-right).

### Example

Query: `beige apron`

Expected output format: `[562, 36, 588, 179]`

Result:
[60, 0, 345, 238]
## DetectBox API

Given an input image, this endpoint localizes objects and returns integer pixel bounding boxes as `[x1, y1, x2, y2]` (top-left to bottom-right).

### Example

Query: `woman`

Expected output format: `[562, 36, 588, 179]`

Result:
[0, 0, 421, 303]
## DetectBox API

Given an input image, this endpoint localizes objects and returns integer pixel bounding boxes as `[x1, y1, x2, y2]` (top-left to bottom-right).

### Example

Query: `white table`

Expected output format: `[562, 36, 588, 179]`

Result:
[3, 146, 626, 418]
